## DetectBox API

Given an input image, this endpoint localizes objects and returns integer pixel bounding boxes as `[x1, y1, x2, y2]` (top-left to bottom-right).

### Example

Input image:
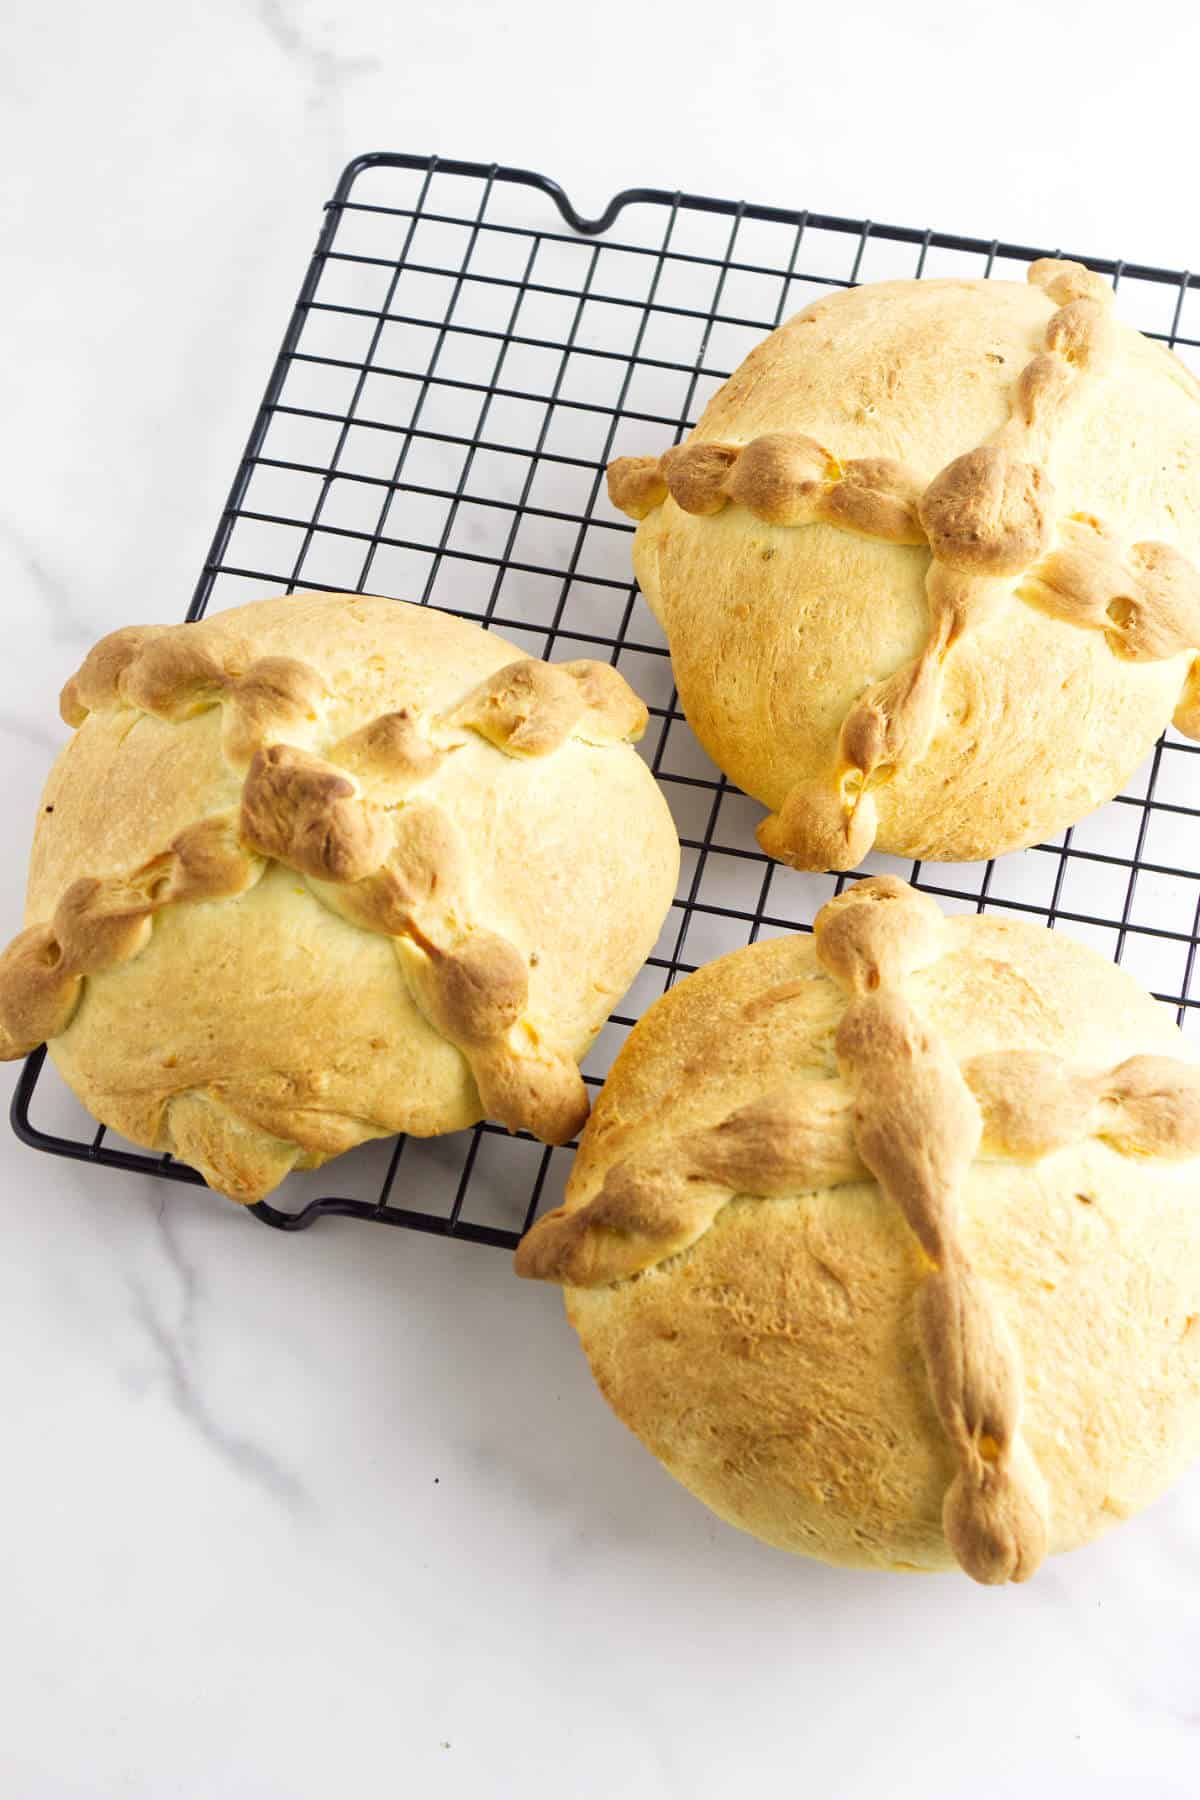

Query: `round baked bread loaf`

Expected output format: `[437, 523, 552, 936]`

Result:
[0, 593, 679, 1202]
[607, 261, 1200, 868]
[517, 877, 1200, 1583]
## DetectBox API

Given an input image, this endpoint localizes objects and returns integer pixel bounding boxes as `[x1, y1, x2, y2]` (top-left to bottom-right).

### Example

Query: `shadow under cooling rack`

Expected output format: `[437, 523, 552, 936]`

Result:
[13, 151, 1200, 1242]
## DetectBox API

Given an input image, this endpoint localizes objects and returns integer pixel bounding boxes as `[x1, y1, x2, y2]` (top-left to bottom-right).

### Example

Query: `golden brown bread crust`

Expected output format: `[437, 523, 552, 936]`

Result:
[610, 433, 926, 544]
[608, 264, 1200, 868]
[917, 446, 1054, 575]
[1, 593, 679, 1201]
[1021, 517, 1200, 659]
[518, 878, 1200, 1583]
[0, 815, 263, 1056]
[240, 744, 392, 884]
[446, 655, 646, 755]
[327, 707, 443, 790]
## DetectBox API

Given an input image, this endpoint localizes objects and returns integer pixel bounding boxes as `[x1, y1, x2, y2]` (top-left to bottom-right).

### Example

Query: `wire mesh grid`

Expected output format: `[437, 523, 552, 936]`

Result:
[13, 152, 1200, 1243]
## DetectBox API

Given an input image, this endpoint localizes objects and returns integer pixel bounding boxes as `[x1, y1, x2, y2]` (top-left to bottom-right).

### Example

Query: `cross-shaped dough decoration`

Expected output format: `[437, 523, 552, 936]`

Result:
[607, 262, 1200, 870]
[517, 876, 1200, 1584]
[1, 620, 650, 1149]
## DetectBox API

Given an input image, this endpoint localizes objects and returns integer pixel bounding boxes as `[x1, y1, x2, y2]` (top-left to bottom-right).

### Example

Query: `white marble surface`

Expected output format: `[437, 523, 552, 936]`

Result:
[5, 2, 1200, 1794]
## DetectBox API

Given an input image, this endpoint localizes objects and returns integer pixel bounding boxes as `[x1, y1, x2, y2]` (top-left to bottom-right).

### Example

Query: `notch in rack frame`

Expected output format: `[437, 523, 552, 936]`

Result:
[12, 152, 1200, 1243]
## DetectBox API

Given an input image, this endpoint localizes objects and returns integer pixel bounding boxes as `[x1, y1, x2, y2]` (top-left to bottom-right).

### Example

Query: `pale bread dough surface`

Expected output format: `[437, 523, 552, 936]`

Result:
[22, 593, 679, 1199]
[561, 916, 1200, 1572]
[632, 278, 1200, 861]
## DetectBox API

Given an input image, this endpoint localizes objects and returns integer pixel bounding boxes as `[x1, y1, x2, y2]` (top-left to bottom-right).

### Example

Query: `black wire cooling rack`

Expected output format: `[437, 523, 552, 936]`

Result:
[13, 153, 1200, 1243]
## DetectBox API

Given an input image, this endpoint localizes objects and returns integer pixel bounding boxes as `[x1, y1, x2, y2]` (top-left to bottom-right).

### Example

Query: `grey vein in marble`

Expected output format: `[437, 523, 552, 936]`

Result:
[128, 1192, 309, 1512]
[256, 0, 382, 115]
[0, 515, 97, 647]
[0, 711, 63, 761]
